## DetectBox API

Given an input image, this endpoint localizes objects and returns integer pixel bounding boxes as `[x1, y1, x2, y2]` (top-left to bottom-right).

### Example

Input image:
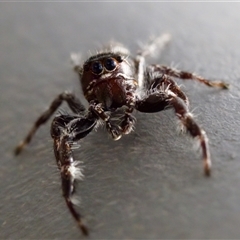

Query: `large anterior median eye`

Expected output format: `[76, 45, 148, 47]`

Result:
[91, 61, 103, 75]
[104, 58, 117, 71]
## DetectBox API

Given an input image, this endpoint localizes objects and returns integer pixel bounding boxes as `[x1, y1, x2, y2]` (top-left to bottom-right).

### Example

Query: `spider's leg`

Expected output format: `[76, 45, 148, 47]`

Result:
[136, 72, 189, 112]
[148, 73, 189, 107]
[135, 33, 171, 89]
[51, 114, 97, 236]
[136, 77, 211, 176]
[167, 92, 211, 176]
[137, 33, 171, 59]
[70, 52, 83, 74]
[150, 64, 229, 89]
[15, 92, 86, 155]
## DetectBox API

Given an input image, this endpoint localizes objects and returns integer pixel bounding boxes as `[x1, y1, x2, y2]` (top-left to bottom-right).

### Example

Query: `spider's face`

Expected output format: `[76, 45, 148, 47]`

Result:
[81, 53, 136, 109]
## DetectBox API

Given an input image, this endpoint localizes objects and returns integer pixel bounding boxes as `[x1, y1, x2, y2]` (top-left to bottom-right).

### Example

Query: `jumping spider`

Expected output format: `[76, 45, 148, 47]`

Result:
[15, 34, 229, 235]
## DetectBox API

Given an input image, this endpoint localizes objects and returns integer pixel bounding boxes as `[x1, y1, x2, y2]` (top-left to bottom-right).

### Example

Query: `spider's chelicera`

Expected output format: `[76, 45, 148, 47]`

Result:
[15, 34, 229, 235]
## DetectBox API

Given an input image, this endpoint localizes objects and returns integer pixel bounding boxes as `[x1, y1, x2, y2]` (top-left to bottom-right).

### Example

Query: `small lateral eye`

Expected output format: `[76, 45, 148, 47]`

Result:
[91, 61, 103, 75]
[116, 55, 123, 62]
[83, 63, 90, 72]
[104, 58, 117, 71]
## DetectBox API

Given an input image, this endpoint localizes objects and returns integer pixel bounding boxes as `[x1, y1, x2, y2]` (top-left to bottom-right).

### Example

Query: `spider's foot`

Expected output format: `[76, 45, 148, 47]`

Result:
[111, 128, 122, 141]
[122, 125, 134, 135]
[121, 116, 136, 135]
[204, 159, 211, 177]
[107, 124, 122, 140]
[210, 81, 229, 89]
[78, 222, 89, 236]
[14, 141, 25, 155]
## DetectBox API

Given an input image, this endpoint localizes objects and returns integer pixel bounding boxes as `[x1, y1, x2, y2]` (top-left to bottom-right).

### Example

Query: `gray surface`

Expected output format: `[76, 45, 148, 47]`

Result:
[1, 2, 240, 239]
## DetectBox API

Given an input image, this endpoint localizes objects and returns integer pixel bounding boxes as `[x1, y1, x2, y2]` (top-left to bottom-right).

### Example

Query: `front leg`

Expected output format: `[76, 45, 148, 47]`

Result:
[15, 92, 86, 155]
[136, 83, 211, 176]
[168, 93, 211, 176]
[135, 74, 187, 113]
[51, 114, 97, 235]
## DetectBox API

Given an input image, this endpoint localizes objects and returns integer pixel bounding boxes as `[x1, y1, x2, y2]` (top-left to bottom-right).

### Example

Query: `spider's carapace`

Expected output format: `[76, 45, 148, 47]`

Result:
[81, 53, 137, 110]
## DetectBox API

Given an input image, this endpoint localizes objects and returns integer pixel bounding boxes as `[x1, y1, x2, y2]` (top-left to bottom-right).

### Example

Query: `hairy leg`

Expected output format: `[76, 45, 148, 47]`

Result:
[70, 52, 83, 74]
[136, 78, 211, 176]
[15, 92, 86, 155]
[150, 64, 229, 89]
[135, 33, 171, 90]
[136, 74, 189, 113]
[167, 92, 211, 176]
[51, 114, 97, 235]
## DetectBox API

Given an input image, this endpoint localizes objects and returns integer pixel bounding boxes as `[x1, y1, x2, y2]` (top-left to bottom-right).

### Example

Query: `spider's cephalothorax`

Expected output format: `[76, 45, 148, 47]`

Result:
[15, 34, 229, 236]
[81, 52, 137, 110]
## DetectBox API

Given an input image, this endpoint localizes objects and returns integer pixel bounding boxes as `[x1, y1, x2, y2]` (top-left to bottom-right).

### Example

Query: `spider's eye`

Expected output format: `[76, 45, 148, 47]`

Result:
[116, 55, 123, 62]
[104, 58, 117, 71]
[83, 63, 90, 72]
[91, 61, 103, 75]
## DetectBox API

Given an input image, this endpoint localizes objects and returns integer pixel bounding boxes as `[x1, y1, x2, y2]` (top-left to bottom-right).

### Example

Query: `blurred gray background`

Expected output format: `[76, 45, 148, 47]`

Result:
[1, 2, 240, 239]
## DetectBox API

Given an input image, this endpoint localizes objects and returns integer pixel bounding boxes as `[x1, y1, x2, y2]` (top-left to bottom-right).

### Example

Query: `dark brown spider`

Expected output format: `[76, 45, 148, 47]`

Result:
[15, 34, 229, 235]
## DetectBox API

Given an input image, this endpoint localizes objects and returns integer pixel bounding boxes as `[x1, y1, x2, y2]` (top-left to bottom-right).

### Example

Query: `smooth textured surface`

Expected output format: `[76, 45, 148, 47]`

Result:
[1, 3, 240, 239]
